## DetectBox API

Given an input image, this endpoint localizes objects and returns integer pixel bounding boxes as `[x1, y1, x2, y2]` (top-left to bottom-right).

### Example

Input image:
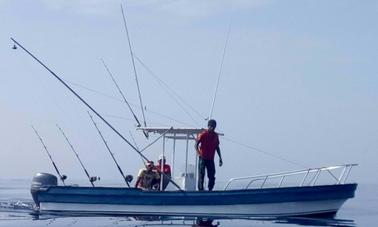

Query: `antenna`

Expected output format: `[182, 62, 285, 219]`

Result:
[120, 4, 148, 134]
[209, 17, 232, 120]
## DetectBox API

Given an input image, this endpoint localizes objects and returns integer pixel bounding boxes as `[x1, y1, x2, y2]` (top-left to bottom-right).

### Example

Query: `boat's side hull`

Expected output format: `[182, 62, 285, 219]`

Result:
[35, 184, 357, 217]
[40, 199, 345, 217]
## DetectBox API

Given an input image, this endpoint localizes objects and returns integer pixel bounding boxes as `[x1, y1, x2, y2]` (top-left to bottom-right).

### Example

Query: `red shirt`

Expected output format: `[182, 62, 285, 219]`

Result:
[155, 164, 171, 175]
[197, 129, 220, 160]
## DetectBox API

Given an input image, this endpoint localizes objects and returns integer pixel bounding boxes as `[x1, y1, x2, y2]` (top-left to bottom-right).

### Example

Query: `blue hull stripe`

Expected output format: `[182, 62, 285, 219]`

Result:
[37, 184, 357, 206]
[43, 209, 339, 218]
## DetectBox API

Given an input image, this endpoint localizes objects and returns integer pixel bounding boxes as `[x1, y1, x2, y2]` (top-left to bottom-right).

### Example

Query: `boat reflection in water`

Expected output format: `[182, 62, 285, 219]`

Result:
[31, 214, 355, 227]
[133, 216, 219, 227]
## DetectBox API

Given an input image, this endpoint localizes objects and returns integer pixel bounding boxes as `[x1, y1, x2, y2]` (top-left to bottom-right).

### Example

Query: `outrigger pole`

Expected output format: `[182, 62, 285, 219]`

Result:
[120, 5, 148, 132]
[56, 124, 97, 187]
[11, 38, 183, 191]
[209, 17, 232, 120]
[31, 126, 67, 185]
[87, 111, 130, 187]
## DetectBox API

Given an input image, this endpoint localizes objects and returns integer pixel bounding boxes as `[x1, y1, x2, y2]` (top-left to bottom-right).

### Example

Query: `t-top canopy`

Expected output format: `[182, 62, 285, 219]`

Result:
[137, 127, 223, 140]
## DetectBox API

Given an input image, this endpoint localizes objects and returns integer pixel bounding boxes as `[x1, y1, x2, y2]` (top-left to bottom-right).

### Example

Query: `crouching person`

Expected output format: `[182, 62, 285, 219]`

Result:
[135, 161, 160, 190]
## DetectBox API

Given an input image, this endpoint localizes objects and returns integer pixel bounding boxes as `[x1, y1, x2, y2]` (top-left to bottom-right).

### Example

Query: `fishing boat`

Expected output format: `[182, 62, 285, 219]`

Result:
[11, 37, 358, 218]
[30, 127, 358, 217]
[11, 6, 357, 218]
[12, 39, 357, 216]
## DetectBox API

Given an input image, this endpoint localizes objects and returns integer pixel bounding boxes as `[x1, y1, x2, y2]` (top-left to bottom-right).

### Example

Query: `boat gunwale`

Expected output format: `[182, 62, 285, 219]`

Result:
[36, 183, 357, 206]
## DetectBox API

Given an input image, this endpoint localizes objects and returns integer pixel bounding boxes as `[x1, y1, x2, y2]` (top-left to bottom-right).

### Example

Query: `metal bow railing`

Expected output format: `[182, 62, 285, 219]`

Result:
[224, 164, 357, 190]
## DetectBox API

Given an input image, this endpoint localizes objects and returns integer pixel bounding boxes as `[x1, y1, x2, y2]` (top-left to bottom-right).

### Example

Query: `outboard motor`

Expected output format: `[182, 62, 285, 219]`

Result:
[31, 173, 57, 207]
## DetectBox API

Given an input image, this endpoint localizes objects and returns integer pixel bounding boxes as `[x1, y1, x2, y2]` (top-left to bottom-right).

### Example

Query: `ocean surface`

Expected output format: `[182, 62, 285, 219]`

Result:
[0, 179, 376, 226]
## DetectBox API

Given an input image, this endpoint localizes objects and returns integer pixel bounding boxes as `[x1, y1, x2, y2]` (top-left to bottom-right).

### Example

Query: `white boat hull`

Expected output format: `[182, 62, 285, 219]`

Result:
[40, 199, 346, 217]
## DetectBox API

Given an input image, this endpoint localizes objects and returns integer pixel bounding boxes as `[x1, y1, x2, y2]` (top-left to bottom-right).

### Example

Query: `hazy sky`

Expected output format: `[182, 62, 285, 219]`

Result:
[0, 0, 377, 186]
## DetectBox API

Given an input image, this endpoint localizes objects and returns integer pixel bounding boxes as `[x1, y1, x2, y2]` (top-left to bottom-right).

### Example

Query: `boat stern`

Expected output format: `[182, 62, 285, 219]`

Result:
[30, 173, 58, 207]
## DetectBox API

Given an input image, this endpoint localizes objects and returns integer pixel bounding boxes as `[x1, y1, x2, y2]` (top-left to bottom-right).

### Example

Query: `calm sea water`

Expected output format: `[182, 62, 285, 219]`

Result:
[0, 179, 376, 226]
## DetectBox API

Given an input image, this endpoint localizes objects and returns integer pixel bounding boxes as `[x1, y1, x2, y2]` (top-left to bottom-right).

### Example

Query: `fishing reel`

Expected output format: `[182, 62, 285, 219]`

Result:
[60, 175, 67, 181]
[90, 176, 100, 183]
[125, 175, 133, 183]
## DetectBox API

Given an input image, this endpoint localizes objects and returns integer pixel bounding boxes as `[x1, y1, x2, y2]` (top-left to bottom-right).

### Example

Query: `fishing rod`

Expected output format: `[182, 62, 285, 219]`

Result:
[31, 126, 67, 185]
[10, 37, 183, 191]
[87, 111, 131, 187]
[56, 124, 98, 187]
[120, 4, 148, 131]
[101, 59, 148, 138]
[101, 59, 140, 127]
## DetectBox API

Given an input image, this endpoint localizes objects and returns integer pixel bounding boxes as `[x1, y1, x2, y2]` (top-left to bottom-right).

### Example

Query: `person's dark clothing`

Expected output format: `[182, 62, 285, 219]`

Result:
[198, 157, 216, 191]
[155, 164, 171, 191]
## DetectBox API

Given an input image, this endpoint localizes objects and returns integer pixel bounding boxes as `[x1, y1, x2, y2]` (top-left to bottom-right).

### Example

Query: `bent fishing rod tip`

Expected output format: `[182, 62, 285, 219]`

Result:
[10, 37, 17, 49]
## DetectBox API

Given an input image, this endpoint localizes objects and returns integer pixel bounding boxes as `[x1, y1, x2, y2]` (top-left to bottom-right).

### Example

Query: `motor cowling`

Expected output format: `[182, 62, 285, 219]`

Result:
[30, 173, 57, 207]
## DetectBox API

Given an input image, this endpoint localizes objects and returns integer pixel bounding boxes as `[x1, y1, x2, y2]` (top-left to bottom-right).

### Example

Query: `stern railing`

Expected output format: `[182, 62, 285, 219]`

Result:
[224, 164, 357, 190]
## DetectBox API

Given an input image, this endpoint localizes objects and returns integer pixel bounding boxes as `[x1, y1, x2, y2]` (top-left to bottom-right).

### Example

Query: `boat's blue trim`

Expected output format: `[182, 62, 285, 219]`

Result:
[37, 183, 357, 206]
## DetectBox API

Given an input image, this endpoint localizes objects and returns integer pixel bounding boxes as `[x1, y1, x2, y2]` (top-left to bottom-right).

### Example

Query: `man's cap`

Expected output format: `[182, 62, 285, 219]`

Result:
[146, 161, 154, 166]
[158, 154, 166, 160]
[208, 119, 217, 128]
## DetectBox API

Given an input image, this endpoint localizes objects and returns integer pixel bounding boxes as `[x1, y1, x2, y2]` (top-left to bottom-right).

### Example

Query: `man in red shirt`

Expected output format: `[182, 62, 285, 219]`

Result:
[195, 119, 223, 191]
